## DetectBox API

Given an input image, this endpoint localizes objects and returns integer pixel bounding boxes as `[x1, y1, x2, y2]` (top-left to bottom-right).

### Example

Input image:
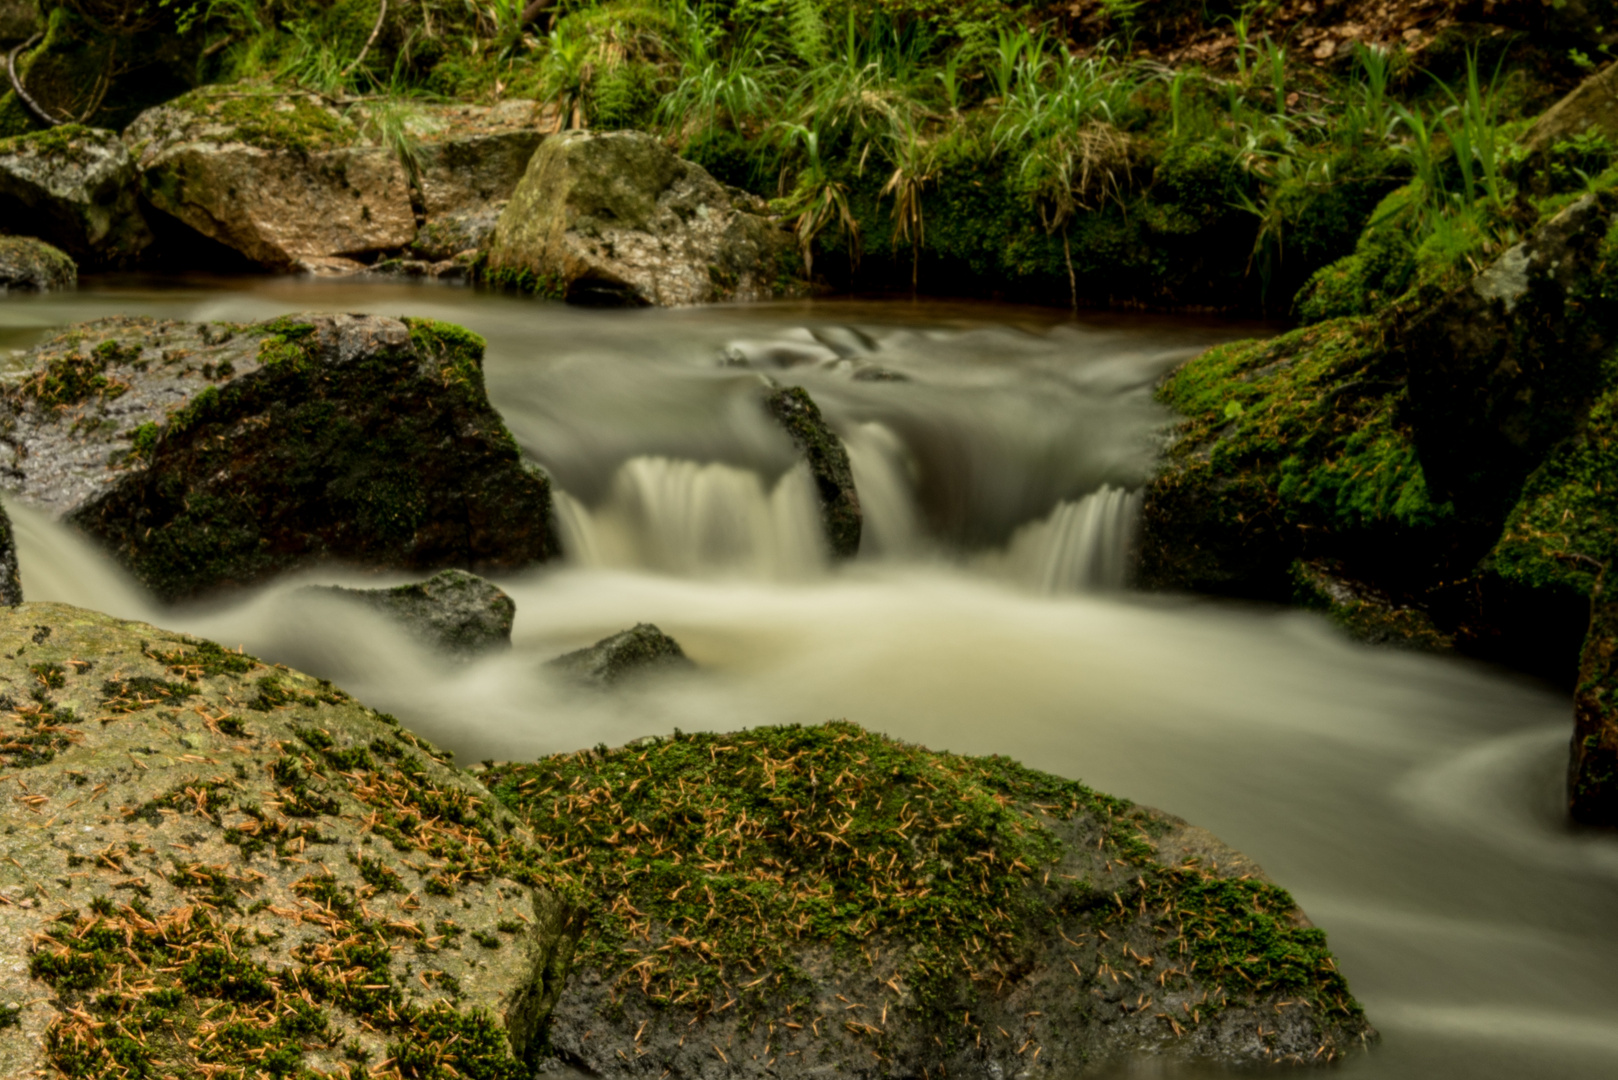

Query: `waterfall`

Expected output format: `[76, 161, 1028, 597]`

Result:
[986, 485, 1142, 593]
[843, 422, 924, 559]
[552, 456, 827, 579]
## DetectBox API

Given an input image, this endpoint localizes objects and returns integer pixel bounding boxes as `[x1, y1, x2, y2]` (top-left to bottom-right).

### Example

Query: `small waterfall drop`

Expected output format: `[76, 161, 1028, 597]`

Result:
[984, 485, 1142, 593]
[553, 456, 826, 579]
[843, 422, 924, 559]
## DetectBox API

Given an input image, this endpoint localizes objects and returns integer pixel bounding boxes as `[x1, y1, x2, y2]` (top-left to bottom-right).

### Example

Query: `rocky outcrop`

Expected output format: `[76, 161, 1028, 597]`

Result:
[485, 130, 799, 306]
[0, 313, 559, 601]
[764, 385, 862, 558]
[1521, 59, 1618, 153]
[0, 495, 17, 605]
[124, 87, 415, 271]
[0, 234, 74, 290]
[481, 722, 1374, 1077]
[0, 125, 151, 265]
[309, 569, 516, 657]
[547, 623, 692, 687]
[0, 602, 577, 1078]
[1396, 191, 1618, 521]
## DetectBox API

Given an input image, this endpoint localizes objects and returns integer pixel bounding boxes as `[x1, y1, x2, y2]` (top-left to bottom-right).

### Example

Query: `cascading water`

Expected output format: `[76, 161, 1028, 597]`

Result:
[2, 279, 1615, 1080]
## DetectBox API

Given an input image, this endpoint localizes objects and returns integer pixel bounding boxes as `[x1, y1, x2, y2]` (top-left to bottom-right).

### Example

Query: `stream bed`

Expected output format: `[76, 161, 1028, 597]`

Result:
[2, 278, 1615, 1079]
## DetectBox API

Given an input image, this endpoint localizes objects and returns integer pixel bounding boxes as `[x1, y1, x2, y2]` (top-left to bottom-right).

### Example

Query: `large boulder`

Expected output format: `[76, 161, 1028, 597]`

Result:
[0, 125, 151, 266]
[0, 602, 578, 1078]
[1395, 191, 1618, 523]
[0, 234, 75, 290]
[484, 130, 799, 306]
[407, 99, 554, 222]
[764, 384, 862, 558]
[308, 569, 516, 658]
[481, 722, 1375, 1076]
[546, 623, 692, 687]
[124, 87, 416, 271]
[0, 313, 559, 601]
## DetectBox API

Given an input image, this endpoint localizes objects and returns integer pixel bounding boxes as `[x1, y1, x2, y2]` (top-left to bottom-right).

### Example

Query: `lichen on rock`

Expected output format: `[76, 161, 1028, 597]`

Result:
[0, 602, 578, 1080]
[482, 721, 1373, 1076]
[0, 313, 559, 602]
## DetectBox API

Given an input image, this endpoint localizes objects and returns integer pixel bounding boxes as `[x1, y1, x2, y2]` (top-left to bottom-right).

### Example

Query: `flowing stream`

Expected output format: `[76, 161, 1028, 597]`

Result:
[2, 279, 1615, 1079]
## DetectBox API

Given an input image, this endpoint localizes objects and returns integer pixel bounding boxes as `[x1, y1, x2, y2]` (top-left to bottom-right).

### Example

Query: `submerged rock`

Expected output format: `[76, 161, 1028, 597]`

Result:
[0, 602, 577, 1078]
[485, 130, 799, 306]
[0, 313, 559, 601]
[482, 722, 1374, 1077]
[309, 569, 516, 657]
[0, 125, 151, 266]
[125, 87, 415, 271]
[764, 384, 862, 558]
[0, 234, 75, 290]
[547, 623, 692, 687]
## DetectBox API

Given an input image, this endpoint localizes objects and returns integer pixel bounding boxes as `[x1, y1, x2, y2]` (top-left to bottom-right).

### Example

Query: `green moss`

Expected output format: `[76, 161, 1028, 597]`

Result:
[477, 264, 566, 299]
[100, 675, 199, 714]
[1493, 384, 1618, 595]
[1159, 319, 1449, 534]
[483, 720, 1359, 1027]
[172, 87, 354, 155]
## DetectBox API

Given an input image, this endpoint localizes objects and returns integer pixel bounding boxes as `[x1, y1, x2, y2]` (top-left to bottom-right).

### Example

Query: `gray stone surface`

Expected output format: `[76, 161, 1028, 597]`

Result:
[547, 623, 693, 687]
[486, 130, 800, 306]
[0, 233, 75, 290]
[0, 602, 577, 1079]
[309, 569, 516, 657]
[0, 125, 152, 266]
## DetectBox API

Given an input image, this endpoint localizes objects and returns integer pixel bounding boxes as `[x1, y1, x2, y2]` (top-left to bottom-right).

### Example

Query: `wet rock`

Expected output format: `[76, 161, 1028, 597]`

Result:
[1571, 593, 1618, 824]
[0, 602, 577, 1079]
[547, 623, 692, 687]
[485, 130, 800, 306]
[0, 498, 17, 606]
[764, 384, 861, 558]
[0, 234, 74, 290]
[0, 125, 151, 266]
[363, 254, 473, 281]
[124, 87, 415, 271]
[1396, 191, 1618, 521]
[1292, 559, 1453, 650]
[0, 313, 559, 602]
[310, 569, 516, 657]
[482, 721, 1375, 1079]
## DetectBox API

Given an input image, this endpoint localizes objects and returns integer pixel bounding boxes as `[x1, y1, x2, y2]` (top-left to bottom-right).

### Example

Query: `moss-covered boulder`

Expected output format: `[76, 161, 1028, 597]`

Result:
[0, 313, 559, 602]
[764, 384, 861, 559]
[0, 602, 578, 1079]
[546, 623, 692, 688]
[308, 569, 517, 658]
[480, 722, 1373, 1075]
[0, 124, 151, 266]
[0, 233, 75, 290]
[124, 86, 415, 271]
[1394, 191, 1618, 522]
[485, 130, 800, 306]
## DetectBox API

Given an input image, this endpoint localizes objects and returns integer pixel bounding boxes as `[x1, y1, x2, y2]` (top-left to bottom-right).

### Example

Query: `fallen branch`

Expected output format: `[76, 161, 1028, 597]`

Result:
[7, 34, 64, 128]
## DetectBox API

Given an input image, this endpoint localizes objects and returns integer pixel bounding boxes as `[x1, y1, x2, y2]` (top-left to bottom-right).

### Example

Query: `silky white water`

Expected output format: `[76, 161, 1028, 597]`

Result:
[2, 279, 1615, 1079]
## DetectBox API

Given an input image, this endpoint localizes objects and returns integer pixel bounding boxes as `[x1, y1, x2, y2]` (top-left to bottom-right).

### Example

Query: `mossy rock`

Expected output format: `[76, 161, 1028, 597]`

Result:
[481, 722, 1373, 1076]
[0, 124, 151, 266]
[124, 86, 414, 270]
[0, 313, 559, 602]
[0, 602, 578, 1079]
[0, 233, 75, 290]
[485, 130, 801, 306]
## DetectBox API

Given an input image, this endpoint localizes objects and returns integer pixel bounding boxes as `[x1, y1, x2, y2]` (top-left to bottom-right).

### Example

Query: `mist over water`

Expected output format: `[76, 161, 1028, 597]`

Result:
[4, 279, 1617, 1079]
